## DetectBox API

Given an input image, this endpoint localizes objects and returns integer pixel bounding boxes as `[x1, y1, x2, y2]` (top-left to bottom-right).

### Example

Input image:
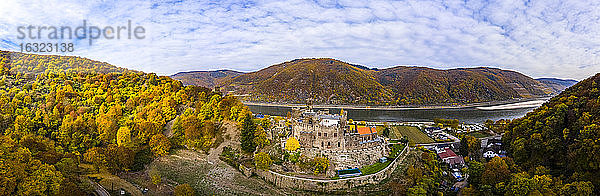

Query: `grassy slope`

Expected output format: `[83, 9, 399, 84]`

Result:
[391, 126, 434, 144]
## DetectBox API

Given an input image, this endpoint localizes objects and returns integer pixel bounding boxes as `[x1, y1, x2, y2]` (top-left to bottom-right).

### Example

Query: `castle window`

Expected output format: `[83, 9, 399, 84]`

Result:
[318, 132, 321, 137]
[321, 141, 324, 147]
[327, 141, 330, 146]
[334, 133, 337, 137]
[338, 142, 340, 147]
[324, 133, 328, 137]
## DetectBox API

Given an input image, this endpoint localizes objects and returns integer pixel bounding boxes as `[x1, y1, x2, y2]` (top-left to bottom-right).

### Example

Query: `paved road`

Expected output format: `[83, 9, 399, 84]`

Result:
[88, 179, 110, 196]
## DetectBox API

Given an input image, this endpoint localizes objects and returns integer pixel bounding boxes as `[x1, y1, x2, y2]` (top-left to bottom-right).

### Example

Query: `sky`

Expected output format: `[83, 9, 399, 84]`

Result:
[1, 0, 599, 80]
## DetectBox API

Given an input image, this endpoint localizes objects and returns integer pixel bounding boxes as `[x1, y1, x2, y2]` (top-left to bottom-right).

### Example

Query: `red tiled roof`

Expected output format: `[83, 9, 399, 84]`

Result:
[437, 148, 458, 159]
[357, 127, 377, 135]
[448, 156, 465, 165]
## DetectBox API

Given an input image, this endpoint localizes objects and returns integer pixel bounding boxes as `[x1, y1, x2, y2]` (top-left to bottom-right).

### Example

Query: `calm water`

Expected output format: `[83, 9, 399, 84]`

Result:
[247, 104, 538, 124]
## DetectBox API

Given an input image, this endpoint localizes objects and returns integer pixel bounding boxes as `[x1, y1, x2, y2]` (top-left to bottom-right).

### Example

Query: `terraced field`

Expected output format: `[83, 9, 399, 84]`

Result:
[390, 126, 434, 144]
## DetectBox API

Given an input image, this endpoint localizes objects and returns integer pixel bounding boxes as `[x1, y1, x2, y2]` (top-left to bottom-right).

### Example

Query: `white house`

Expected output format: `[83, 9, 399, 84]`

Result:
[483, 150, 499, 158]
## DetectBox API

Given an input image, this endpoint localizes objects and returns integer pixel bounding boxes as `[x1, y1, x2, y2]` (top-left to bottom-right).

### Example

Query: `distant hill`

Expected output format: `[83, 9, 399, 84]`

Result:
[220, 58, 392, 105]
[503, 73, 600, 190]
[170, 70, 243, 88]
[376, 66, 551, 105]
[536, 78, 578, 93]
[173, 58, 557, 105]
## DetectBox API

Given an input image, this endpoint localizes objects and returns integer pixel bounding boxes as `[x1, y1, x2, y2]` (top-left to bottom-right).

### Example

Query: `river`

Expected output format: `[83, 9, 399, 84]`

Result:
[246, 99, 547, 124]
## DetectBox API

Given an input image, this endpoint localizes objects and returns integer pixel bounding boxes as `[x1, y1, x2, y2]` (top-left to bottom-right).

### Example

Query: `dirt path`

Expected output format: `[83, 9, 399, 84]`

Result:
[162, 115, 179, 137]
[207, 121, 240, 162]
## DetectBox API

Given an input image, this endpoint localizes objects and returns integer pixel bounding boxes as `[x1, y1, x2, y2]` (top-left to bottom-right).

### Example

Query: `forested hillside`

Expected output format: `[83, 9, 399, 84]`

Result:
[461, 73, 600, 195]
[170, 70, 243, 88]
[377, 66, 550, 105]
[201, 58, 554, 105]
[503, 73, 600, 190]
[536, 78, 578, 93]
[0, 51, 250, 195]
[220, 58, 392, 105]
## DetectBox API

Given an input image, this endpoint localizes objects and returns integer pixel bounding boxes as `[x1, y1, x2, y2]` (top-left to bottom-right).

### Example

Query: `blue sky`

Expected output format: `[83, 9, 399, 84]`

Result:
[1, 0, 599, 80]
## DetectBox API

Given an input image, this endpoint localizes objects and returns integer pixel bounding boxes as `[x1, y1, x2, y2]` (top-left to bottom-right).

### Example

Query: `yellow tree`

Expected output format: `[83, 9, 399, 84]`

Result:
[17, 164, 64, 196]
[116, 127, 132, 147]
[83, 147, 105, 172]
[313, 157, 329, 175]
[149, 134, 171, 157]
[174, 184, 195, 196]
[285, 137, 300, 151]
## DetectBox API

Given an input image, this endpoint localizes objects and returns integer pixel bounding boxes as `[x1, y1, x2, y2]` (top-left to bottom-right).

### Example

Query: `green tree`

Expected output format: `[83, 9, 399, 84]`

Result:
[459, 135, 480, 158]
[482, 157, 512, 186]
[254, 152, 272, 170]
[467, 160, 485, 187]
[460, 185, 480, 196]
[240, 114, 257, 153]
[560, 181, 593, 196]
[253, 126, 269, 149]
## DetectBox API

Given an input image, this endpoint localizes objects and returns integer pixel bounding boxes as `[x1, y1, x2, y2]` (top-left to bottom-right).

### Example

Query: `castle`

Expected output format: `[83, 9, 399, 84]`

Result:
[288, 107, 388, 172]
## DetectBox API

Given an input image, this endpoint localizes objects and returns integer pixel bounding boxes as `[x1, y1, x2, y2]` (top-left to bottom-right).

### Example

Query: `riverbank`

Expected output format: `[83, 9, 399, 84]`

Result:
[475, 99, 547, 110]
[242, 97, 550, 111]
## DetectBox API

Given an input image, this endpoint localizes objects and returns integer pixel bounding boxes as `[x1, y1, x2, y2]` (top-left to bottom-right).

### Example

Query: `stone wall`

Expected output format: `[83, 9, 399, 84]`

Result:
[254, 145, 408, 192]
[302, 144, 387, 172]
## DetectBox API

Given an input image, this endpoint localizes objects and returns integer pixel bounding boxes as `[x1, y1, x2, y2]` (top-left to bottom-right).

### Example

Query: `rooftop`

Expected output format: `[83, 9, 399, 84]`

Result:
[437, 148, 458, 159]
[357, 127, 377, 135]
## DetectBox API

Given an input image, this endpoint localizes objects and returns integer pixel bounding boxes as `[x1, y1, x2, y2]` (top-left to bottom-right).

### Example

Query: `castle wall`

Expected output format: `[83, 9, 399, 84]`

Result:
[253, 145, 408, 192]
[302, 144, 387, 171]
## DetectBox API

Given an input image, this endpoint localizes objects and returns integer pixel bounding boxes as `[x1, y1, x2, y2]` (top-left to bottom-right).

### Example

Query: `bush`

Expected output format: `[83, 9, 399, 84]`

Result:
[312, 156, 329, 175]
[254, 152, 272, 170]
[174, 183, 195, 196]
[219, 146, 240, 168]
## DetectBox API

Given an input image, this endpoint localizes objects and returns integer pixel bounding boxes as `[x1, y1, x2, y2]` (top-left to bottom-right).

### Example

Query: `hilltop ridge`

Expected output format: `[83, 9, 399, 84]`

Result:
[172, 58, 563, 105]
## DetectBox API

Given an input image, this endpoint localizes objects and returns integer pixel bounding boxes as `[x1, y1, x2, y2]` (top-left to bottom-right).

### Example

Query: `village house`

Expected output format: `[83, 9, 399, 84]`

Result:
[481, 137, 506, 159]
[437, 147, 465, 168]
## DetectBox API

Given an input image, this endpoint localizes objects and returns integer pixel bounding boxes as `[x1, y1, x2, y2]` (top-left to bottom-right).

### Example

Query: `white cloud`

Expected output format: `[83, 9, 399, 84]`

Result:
[0, 0, 599, 80]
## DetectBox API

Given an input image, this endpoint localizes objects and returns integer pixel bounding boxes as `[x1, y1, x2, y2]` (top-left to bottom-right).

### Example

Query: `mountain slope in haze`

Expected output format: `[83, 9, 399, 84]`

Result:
[502, 73, 600, 191]
[170, 70, 243, 88]
[193, 58, 556, 105]
[536, 78, 578, 93]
